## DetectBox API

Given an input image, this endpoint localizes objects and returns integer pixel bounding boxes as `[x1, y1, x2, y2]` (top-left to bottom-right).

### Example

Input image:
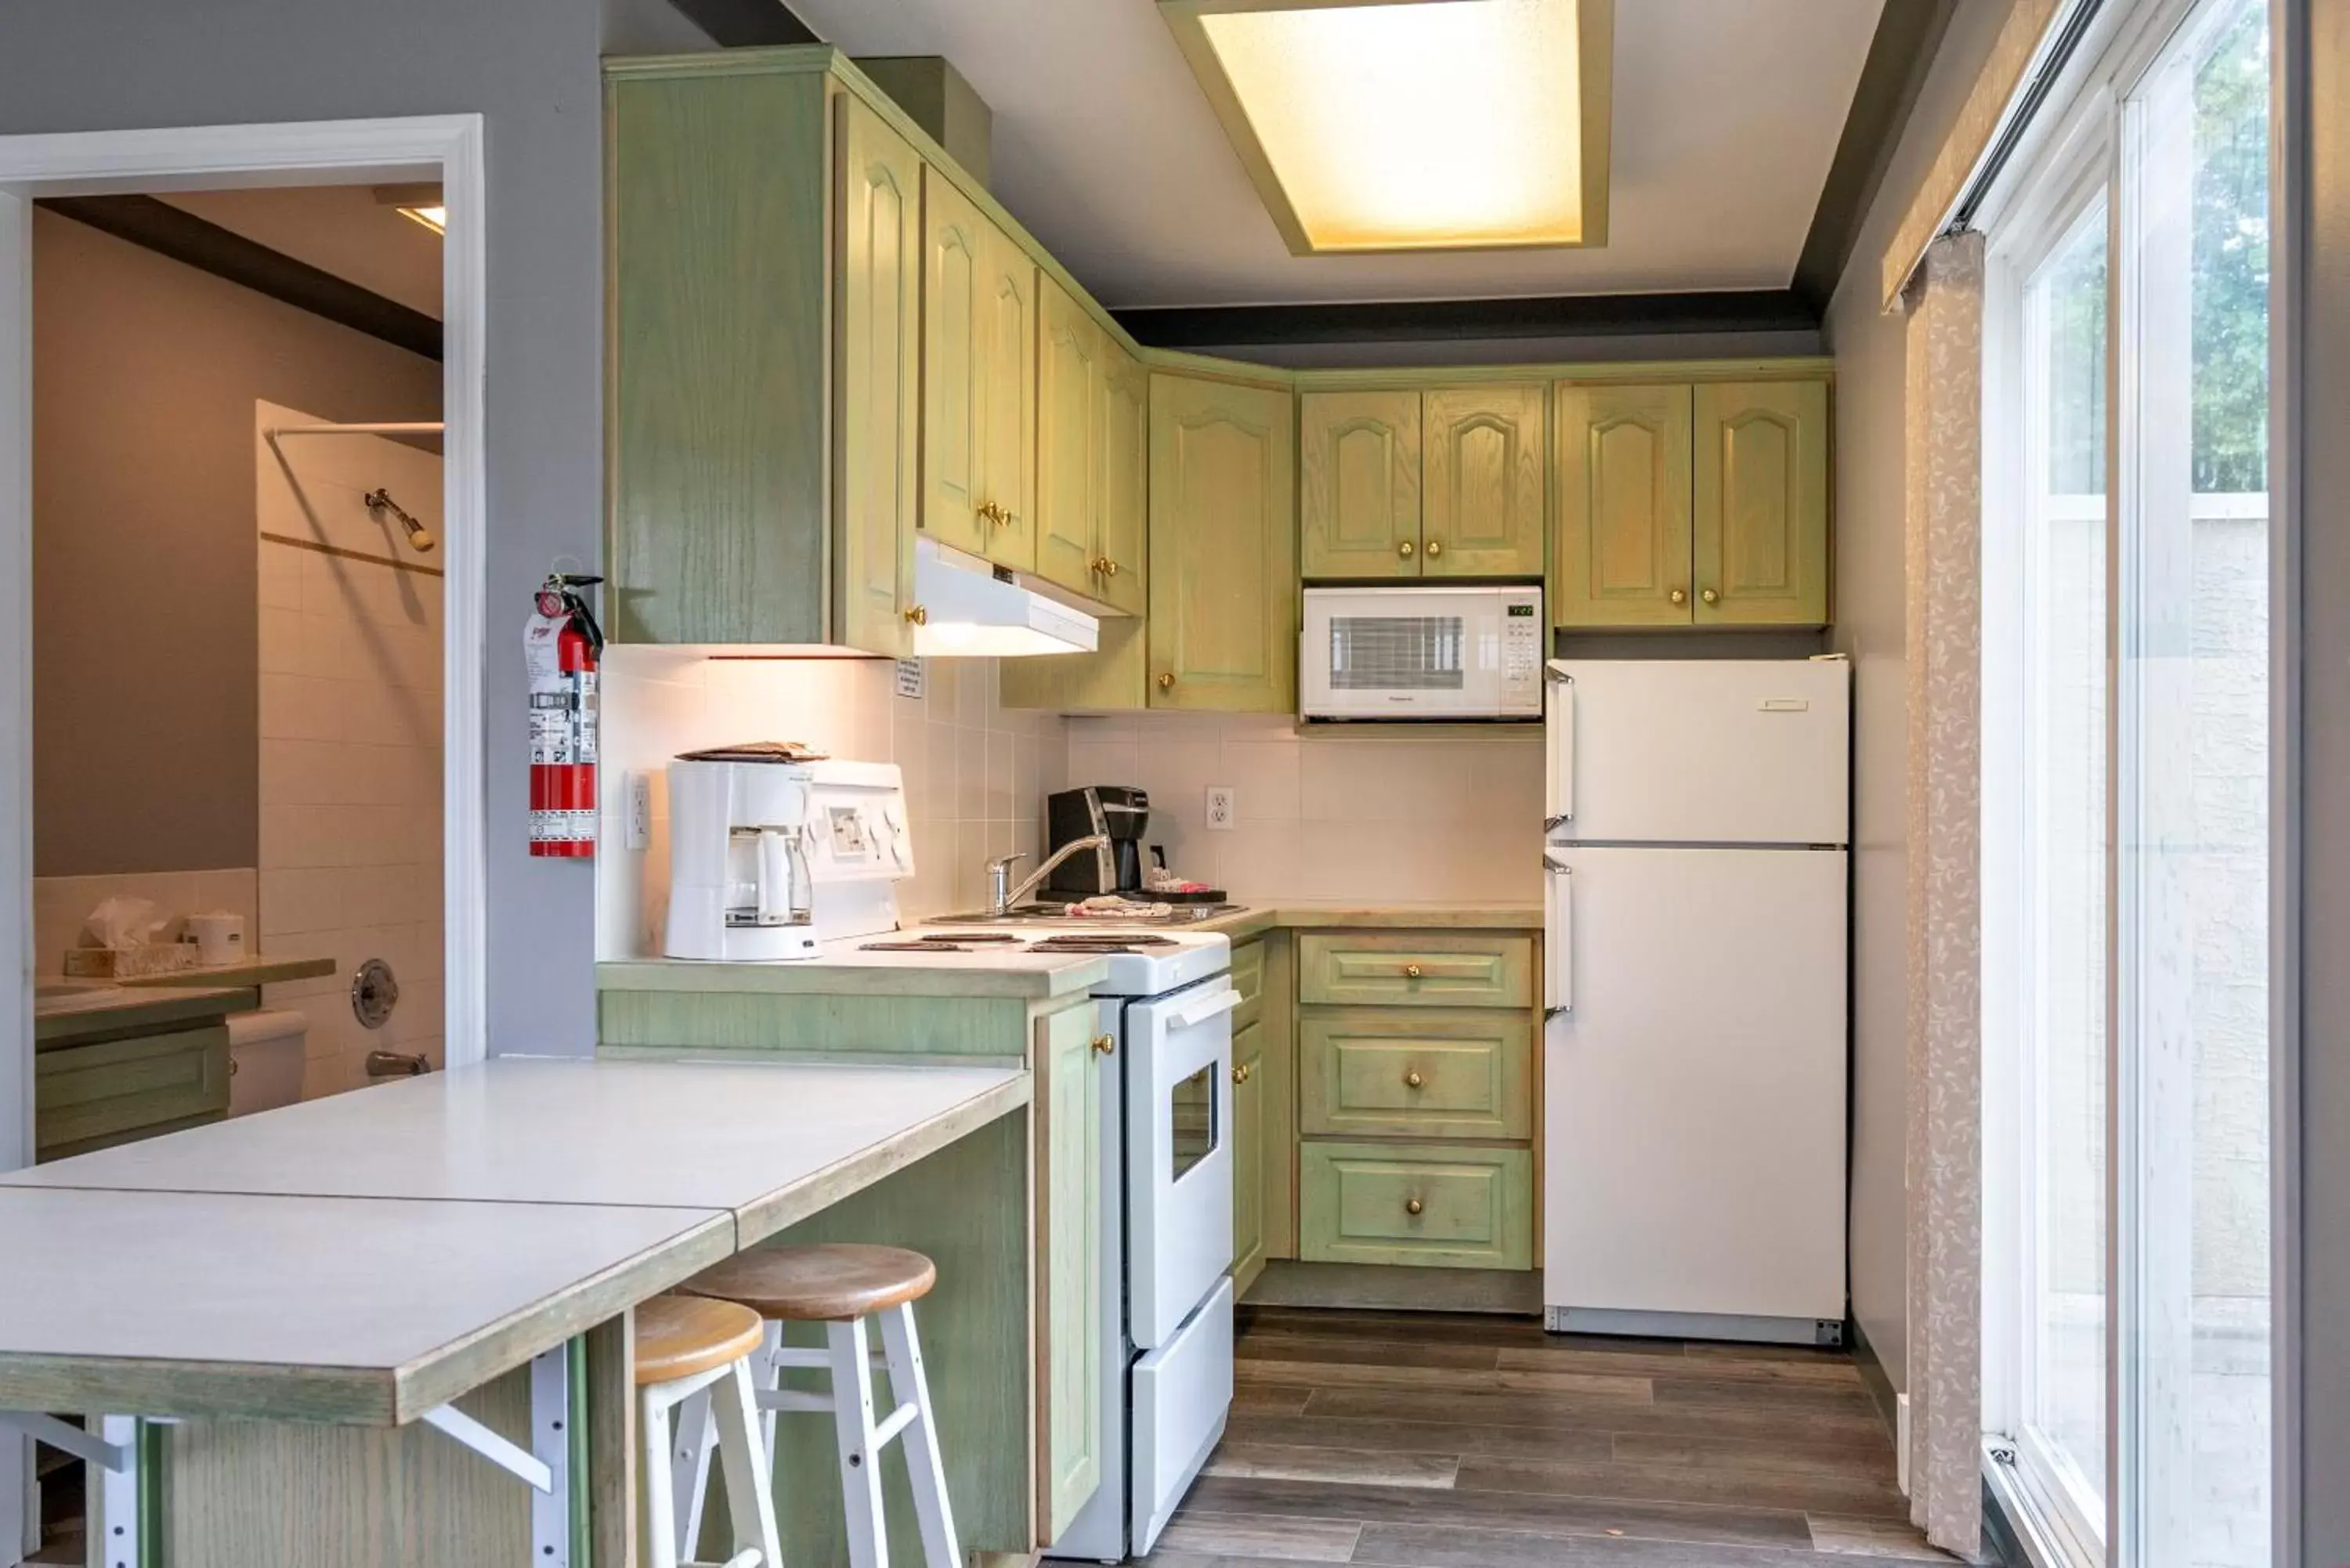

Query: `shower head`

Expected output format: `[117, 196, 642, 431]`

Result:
[364, 487, 436, 553]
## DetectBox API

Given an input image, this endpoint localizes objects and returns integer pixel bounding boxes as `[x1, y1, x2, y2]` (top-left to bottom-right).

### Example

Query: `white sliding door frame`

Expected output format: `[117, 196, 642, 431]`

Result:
[0, 117, 487, 1563]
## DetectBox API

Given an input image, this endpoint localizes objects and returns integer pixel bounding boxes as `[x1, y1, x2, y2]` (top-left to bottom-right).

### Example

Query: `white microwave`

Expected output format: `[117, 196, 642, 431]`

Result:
[1300, 585, 1546, 720]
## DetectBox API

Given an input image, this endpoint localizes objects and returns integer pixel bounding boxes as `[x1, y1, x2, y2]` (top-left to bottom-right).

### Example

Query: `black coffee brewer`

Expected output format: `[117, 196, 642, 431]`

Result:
[1043, 786, 1149, 896]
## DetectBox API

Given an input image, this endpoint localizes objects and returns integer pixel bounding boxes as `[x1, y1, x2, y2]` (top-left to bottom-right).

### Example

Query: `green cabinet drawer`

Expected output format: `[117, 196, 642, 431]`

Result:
[1299, 1142, 1533, 1270]
[1297, 933, 1533, 1010]
[1300, 1008, 1532, 1140]
[1230, 938, 1267, 1034]
[36, 1024, 231, 1161]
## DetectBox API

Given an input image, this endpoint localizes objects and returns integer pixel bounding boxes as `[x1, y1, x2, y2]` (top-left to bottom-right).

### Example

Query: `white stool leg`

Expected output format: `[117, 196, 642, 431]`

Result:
[639, 1386, 681, 1568]
[670, 1387, 715, 1563]
[825, 1317, 891, 1568]
[709, 1357, 786, 1568]
[877, 1302, 961, 1568]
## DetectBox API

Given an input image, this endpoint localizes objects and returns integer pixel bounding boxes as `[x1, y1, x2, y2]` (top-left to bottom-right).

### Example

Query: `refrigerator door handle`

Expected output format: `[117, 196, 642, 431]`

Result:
[1546, 669, 1574, 828]
[1543, 853, 1572, 1015]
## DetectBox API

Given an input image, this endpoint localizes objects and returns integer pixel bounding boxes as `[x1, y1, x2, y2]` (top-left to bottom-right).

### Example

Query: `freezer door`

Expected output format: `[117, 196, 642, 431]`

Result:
[1544, 846, 1849, 1323]
[1546, 659, 1850, 844]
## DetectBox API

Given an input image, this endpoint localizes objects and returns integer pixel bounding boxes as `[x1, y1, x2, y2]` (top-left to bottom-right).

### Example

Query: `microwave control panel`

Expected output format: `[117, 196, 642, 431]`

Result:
[1500, 596, 1544, 708]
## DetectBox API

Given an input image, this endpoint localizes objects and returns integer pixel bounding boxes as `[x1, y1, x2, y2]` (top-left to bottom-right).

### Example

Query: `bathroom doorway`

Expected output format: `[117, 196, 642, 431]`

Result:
[0, 116, 486, 1566]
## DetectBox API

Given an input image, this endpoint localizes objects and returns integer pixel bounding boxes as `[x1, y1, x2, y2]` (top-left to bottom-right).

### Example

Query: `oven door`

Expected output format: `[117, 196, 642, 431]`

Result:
[1126, 977, 1238, 1349]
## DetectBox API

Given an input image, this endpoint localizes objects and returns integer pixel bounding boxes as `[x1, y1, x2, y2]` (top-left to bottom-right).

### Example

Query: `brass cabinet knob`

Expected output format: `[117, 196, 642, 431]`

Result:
[1397, 540, 1415, 559]
[1425, 540, 1444, 559]
[1231, 1062, 1253, 1085]
[1669, 587, 1688, 605]
[979, 500, 1009, 528]
[1403, 963, 1423, 980]
[1100, 558, 1120, 576]
[1701, 587, 1720, 605]
[1156, 672, 1175, 691]
[1405, 1197, 1425, 1216]
[1092, 1034, 1115, 1057]
[904, 605, 929, 626]
[1405, 1069, 1425, 1089]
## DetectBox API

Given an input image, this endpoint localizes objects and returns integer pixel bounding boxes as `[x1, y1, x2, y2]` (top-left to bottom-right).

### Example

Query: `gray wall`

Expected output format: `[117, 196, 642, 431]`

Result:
[1822, 0, 2019, 1396]
[31, 208, 441, 878]
[0, 0, 712, 1050]
[2290, 2, 2343, 1559]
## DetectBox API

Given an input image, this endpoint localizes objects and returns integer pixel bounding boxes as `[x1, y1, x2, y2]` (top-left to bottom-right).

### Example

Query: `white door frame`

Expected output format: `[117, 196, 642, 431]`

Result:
[0, 114, 490, 1157]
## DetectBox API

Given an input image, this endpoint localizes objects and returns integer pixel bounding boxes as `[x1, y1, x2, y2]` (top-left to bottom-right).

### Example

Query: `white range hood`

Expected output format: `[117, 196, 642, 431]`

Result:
[913, 537, 1099, 658]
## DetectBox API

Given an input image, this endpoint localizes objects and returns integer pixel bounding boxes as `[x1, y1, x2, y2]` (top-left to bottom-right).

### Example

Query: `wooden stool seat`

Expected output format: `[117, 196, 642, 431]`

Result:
[633, 1295, 765, 1386]
[684, 1243, 938, 1322]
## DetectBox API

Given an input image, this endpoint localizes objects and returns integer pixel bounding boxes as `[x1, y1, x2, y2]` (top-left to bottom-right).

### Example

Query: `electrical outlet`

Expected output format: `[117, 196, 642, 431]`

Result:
[1206, 786, 1236, 830]
[624, 771, 653, 851]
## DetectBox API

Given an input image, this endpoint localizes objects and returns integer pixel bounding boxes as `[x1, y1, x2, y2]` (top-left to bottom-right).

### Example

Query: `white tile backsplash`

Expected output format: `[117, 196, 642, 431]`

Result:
[597, 653, 1067, 959]
[33, 868, 259, 976]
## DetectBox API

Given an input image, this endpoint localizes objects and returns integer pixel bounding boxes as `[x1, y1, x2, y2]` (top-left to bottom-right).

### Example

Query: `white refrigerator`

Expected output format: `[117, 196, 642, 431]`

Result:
[1542, 657, 1851, 1344]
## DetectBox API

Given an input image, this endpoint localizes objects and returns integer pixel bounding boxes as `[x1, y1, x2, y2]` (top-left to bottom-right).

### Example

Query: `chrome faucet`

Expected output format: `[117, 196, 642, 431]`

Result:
[987, 835, 1109, 917]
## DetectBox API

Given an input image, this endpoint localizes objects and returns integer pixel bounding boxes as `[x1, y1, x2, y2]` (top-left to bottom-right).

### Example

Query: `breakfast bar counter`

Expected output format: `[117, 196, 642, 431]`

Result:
[0, 1057, 1035, 1568]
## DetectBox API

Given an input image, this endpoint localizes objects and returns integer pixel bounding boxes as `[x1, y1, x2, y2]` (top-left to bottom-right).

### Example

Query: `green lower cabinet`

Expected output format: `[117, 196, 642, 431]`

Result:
[1231, 1018, 1267, 1294]
[1300, 1009, 1532, 1141]
[1299, 1142, 1534, 1271]
[35, 1024, 232, 1162]
[1036, 1003, 1103, 1541]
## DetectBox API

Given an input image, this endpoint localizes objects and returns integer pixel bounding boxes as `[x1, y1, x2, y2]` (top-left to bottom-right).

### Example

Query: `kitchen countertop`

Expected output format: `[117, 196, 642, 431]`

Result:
[0, 1056, 1029, 1422]
[598, 938, 1112, 999]
[1192, 903, 1544, 941]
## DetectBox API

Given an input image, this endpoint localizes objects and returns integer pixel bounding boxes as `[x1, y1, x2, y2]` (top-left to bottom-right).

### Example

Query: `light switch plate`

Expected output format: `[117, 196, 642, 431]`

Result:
[1206, 786, 1235, 831]
[624, 771, 652, 851]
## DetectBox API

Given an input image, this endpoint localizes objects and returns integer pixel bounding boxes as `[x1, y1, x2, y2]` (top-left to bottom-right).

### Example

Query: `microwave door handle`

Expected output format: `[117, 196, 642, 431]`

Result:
[1544, 853, 1572, 1015]
[1546, 668, 1574, 830]
[1170, 988, 1244, 1031]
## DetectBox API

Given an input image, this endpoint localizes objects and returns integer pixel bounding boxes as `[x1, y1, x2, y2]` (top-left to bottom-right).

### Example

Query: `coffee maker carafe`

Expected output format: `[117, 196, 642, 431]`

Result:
[1043, 786, 1149, 898]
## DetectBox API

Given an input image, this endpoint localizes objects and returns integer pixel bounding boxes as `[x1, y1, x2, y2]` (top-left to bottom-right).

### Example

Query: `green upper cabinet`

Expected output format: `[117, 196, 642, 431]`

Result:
[834, 95, 924, 659]
[1553, 382, 1695, 627]
[1553, 374, 1826, 630]
[1098, 341, 1149, 616]
[1036, 1004, 1103, 1540]
[978, 226, 1038, 572]
[606, 63, 834, 644]
[921, 174, 1036, 573]
[1300, 389, 1421, 578]
[1422, 384, 1547, 577]
[1035, 273, 1104, 599]
[1148, 373, 1296, 712]
[921, 169, 994, 562]
[1693, 380, 1831, 626]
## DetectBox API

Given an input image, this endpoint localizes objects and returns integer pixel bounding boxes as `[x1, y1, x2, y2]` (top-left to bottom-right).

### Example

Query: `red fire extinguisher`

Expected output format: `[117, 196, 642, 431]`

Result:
[526, 572, 604, 858]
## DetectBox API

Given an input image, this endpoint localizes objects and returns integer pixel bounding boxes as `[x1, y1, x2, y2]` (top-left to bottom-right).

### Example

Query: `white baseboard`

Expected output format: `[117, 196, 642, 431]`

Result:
[1896, 1393, 1912, 1496]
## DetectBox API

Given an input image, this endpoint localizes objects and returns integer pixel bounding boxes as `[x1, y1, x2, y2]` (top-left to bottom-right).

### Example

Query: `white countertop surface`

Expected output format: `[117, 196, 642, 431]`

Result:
[5, 1055, 1028, 1244]
[0, 1057, 1030, 1422]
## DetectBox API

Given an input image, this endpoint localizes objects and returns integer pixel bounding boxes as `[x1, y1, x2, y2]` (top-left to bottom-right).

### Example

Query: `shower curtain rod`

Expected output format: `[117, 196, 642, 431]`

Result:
[267, 421, 445, 436]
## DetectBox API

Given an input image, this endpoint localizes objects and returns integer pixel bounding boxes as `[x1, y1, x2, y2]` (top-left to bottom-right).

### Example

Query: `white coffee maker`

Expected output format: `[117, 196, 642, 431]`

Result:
[663, 755, 913, 961]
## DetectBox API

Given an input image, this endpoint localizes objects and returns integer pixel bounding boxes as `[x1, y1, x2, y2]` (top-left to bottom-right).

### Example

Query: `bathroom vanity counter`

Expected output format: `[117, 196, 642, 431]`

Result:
[0, 1057, 1037, 1567]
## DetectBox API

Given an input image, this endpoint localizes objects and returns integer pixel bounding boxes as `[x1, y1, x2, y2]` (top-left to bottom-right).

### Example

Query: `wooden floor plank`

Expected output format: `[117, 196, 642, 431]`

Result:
[1152, 1508, 1365, 1562]
[1303, 1386, 1892, 1446]
[1224, 1412, 1614, 1462]
[1497, 1345, 1866, 1386]
[1454, 1454, 1910, 1519]
[1206, 1443, 1462, 1490]
[1610, 1430, 1900, 1479]
[1648, 1378, 1885, 1419]
[1353, 1521, 1941, 1568]
[1238, 1329, 1506, 1371]
[1231, 1382, 1318, 1415]
[1806, 1515, 1962, 1560]
[1240, 1357, 1652, 1402]
[1182, 1474, 1817, 1549]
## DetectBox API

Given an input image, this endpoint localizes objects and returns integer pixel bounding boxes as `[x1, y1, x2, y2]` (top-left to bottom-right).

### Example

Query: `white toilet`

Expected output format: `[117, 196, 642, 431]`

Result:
[226, 1008, 308, 1116]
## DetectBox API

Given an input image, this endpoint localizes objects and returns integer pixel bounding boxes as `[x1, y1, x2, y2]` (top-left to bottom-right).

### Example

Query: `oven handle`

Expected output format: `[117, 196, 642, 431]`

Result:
[1167, 987, 1243, 1031]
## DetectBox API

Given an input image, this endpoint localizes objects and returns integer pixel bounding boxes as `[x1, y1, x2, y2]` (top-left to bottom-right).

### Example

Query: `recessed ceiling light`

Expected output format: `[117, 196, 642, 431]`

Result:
[373, 183, 446, 236]
[1161, 0, 1613, 255]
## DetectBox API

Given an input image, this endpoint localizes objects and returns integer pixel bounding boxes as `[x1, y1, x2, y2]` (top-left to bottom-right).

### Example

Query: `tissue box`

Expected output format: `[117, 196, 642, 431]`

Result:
[63, 945, 203, 978]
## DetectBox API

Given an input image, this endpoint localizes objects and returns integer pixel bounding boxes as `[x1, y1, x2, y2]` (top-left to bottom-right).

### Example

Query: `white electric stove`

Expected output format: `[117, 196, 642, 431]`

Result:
[923, 923, 1237, 1560]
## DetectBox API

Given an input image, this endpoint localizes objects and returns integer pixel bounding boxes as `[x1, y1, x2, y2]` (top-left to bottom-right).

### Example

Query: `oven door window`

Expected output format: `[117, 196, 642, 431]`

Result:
[1170, 1062, 1218, 1181]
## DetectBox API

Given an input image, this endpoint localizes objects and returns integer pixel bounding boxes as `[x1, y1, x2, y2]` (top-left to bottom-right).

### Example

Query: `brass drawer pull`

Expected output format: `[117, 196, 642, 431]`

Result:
[1156, 672, 1175, 691]
[1670, 587, 1688, 605]
[1092, 1034, 1115, 1057]
[1231, 1061, 1253, 1085]
[1701, 587, 1719, 605]
[1425, 540, 1443, 559]
[1403, 963, 1423, 980]
[1404, 1069, 1425, 1089]
[1405, 1197, 1424, 1216]
[903, 605, 929, 626]
[1397, 540, 1415, 559]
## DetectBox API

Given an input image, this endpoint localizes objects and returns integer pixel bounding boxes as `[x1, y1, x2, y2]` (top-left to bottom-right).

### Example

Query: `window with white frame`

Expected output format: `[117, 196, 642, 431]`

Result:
[1982, 2, 2271, 1566]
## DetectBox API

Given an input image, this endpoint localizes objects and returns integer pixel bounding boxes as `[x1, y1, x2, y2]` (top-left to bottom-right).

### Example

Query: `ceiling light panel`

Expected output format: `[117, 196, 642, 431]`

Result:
[1164, 0, 1612, 255]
